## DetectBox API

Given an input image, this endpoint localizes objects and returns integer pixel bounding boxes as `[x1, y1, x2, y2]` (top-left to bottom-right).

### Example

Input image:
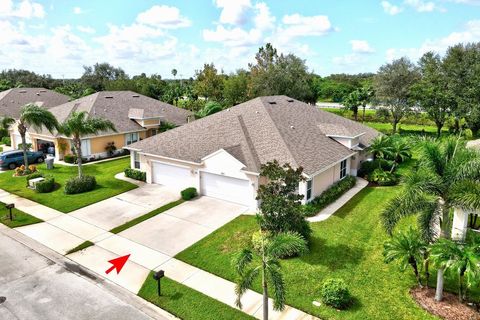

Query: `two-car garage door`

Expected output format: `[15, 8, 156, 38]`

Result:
[200, 172, 254, 206]
[152, 162, 193, 190]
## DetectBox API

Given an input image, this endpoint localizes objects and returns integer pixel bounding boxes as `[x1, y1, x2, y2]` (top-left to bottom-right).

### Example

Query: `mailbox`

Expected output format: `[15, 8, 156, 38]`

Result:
[5, 203, 14, 209]
[153, 270, 165, 296]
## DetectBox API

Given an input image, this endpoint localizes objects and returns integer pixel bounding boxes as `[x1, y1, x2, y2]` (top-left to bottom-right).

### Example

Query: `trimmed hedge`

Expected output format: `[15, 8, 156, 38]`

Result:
[303, 175, 356, 217]
[64, 175, 97, 194]
[357, 159, 392, 179]
[35, 176, 55, 193]
[26, 172, 44, 186]
[320, 278, 352, 309]
[1, 136, 11, 146]
[63, 154, 76, 164]
[181, 187, 197, 201]
[124, 168, 146, 182]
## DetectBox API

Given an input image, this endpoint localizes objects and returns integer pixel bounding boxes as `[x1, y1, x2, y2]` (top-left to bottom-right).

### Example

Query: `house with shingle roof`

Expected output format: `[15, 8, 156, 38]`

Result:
[125, 95, 379, 209]
[18, 91, 192, 161]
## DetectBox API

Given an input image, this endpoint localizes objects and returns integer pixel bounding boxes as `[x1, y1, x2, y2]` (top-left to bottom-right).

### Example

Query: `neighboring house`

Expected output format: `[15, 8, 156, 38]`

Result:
[0, 88, 69, 148]
[125, 95, 379, 209]
[16, 91, 192, 161]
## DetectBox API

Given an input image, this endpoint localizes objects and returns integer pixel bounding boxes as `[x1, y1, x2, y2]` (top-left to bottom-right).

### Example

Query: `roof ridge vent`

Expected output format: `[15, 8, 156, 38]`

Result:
[290, 125, 295, 129]
[105, 96, 114, 99]
[39, 90, 46, 92]
[132, 94, 140, 97]
[287, 98, 294, 102]
[268, 101, 277, 105]
[19, 90, 27, 93]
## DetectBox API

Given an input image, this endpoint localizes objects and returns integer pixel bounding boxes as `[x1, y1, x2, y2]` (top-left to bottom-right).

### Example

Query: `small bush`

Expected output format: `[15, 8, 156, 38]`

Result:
[124, 168, 146, 182]
[35, 176, 55, 193]
[357, 159, 391, 178]
[64, 175, 97, 194]
[1, 136, 11, 146]
[26, 172, 44, 185]
[320, 278, 351, 309]
[369, 169, 399, 186]
[63, 154, 76, 164]
[181, 187, 197, 200]
[303, 176, 356, 217]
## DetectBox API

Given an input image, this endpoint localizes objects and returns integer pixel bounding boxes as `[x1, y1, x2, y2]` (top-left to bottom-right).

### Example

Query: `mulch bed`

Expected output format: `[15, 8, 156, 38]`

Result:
[411, 287, 480, 320]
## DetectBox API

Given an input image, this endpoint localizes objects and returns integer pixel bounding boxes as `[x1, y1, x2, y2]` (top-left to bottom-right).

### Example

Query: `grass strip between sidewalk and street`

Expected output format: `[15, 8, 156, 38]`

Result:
[0, 201, 43, 228]
[138, 272, 254, 320]
[66, 199, 185, 255]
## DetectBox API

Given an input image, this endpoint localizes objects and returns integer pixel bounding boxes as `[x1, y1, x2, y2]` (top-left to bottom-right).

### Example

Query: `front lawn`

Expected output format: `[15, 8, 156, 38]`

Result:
[176, 186, 436, 320]
[0, 201, 43, 228]
[138, 273, 254, 320]
[0, 157, 136, 213]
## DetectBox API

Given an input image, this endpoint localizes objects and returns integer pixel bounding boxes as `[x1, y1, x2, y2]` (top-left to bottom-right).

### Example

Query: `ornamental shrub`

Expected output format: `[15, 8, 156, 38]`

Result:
[181, 187, 197, 200]
[26, 172, 44, 186]
[64, 175, 97, 194]
[320, 278, 351, 309]
[35, 176, 55, 193]
[63, 154, 76, 164]
[369, 169, 399, 186]
[357, 159, 391, 178]
[124, 168, 146, 182]
[1, 137, 11, 146]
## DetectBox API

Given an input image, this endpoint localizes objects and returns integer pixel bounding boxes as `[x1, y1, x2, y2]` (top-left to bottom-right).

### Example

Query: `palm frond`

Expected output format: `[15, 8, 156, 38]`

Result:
[0, 116, 15, 130]
[417, 203, 440, 243]
[234, 266, 260, 309]
[20, 104, 59, 133]
[233, 249, 253, 276]
[267, 232, 308, 258]
[449, 180, 480, 212]
[266, 264, 286, 311]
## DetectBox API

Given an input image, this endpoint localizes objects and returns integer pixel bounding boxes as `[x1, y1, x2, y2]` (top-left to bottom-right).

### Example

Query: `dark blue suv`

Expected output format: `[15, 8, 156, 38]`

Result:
[0, 150, 45, 170]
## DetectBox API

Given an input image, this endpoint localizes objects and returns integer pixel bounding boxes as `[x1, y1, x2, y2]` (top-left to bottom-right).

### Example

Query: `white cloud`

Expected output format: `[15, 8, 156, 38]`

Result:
[350, 40, 375, 53]
[405, 0, 440, 12]
[278, 14, 333, 43]
[136, 5, 191, 29]
[214, 0, 252, 25]
[332, 53, 363, 66]
[381, 1, 403, 15]
[77, 25, 95, 34]
[253, 2, 275, 31]
[203, 25, 261, 47]
[73, 7, 83, 14]
[0, 0, 45, 19]
[449, 0, 480, 4]
[386, 19, 480, 61]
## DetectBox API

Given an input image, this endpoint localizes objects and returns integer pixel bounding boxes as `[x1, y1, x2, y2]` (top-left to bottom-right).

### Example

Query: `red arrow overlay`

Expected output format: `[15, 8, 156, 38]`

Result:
[105, 254, 130, 275]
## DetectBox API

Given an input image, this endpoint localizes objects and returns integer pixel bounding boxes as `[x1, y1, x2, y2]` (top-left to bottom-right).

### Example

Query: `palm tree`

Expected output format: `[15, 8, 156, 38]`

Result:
[430, 239, 480, 302]
[0, 116, 15, 139]
[382, 137, 480, 301]
[383, 227, 427, 288]
[357, 86, 374, 122]
[234, 232, 308, 320]
[59, 111, 116, 177]
[171, 68, 177, 79]
[343, 91, 361, 121]
[17, 104, 59, 168]
[388, 137, 412, 172]
[368, 135, 392, 161]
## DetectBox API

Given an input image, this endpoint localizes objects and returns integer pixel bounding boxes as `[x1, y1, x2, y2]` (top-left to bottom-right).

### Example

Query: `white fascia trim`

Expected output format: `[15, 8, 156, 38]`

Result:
[129, 116, 164, 120]
[138, 152, 201, 166]
[326, 132, 365, 139]
[241, 170, 260, 176]
[30, 129, 147, 140]
[150, 159, 192, 170]
[305, 152, 356, 179]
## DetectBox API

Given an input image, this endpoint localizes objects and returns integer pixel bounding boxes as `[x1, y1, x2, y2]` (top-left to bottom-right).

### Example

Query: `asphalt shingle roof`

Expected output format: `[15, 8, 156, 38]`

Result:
[129, 96, 380, 175]
[0, 88, 69, 119]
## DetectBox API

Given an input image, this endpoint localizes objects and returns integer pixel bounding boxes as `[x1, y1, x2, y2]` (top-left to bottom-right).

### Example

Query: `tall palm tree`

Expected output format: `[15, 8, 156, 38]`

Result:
[382, 137, 480, 301]
[388, 137, 412, 172]
[17, 104, 59, 168]
[368, 135, 392, 161]
[234, 232, 308, 320]
[383, 227, 427, 288]
[430, 239, 480, 302]
[59, 111, 116, 177]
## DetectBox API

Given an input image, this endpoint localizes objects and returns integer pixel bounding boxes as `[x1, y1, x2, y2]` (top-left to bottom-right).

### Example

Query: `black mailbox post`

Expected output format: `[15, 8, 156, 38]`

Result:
[5, 203, 14, 221]
[153, 270, 165, 296]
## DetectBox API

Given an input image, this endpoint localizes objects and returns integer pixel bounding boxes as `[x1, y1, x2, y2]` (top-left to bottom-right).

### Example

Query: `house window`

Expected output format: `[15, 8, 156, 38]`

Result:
[134, 152, 140, 169]
[150, 128, 158, 136]
[340, 159, 347, 179]
[125, 132, 139, 145]
[306, 180, 312, 200]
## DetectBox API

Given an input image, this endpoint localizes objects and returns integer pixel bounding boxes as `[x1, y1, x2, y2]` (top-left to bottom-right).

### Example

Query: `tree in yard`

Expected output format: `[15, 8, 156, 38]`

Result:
[55, 82, 95, 100]
[223, 70, 249, 106]
[16, 104, 59, 169]
[81, 63, 128, 91]
[234, 232, 308, 320]
[342, 90, 361, 121]
[59, 112, 116, 178]
[342, 86, 374, 122]
[430, 239, 480, 303]
[383, 227, 427, 288]
[256, 160, 312, 241]
[374, 57, 420, 133]
[388, 136, 412, 172]
[367, 135, 392, 161]
[0, 116, 15, 139]
[171, 68, 177, 79]
[411, 52, 454, 138]
[194, 63, 224, 101]
[381, 138, 480, 301]
[356, 86, 374, 122]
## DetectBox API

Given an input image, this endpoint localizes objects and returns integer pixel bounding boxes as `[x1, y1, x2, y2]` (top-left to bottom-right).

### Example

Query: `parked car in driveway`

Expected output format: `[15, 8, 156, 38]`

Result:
[0, 150, 45, 170]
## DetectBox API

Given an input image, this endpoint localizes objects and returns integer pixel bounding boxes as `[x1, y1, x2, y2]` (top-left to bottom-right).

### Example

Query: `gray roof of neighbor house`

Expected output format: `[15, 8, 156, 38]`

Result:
[127, 96, 380, 176]
[0, 88, 69, 119]
[41, 91, 192, 136]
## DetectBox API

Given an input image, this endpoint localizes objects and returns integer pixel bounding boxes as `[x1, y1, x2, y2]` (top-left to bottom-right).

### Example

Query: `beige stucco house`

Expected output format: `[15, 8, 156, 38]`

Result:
[125, 96, 380, 209]
[13, 91, 192, 161]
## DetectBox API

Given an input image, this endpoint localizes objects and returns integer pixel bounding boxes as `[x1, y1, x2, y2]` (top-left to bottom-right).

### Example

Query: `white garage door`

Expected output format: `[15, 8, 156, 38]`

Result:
[200, 172, 253, 206]
[152, 162, 193, 190]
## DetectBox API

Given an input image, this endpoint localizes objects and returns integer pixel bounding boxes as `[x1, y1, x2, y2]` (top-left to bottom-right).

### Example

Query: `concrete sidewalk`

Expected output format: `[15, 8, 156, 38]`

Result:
[307, 177, 368, 223]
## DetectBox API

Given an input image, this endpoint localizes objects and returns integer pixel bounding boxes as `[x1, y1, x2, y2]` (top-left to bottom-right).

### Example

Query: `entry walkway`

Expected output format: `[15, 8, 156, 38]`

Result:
[307, 177, 368, 222]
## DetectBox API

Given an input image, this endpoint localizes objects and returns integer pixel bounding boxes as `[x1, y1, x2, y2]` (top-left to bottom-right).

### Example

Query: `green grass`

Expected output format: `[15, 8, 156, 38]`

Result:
[364, 122, 447, 135]
[0, 201, 43, 228]
[0, 158, 136, 213]
[65, 241, 94, 255]
[176, 186, 436, 320]
[110, 199, 184, 234]
[138, 273, 254, 320]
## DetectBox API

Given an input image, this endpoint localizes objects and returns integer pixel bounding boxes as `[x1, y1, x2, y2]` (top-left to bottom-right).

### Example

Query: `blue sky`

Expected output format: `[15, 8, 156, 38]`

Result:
[1, 0, 480, 78]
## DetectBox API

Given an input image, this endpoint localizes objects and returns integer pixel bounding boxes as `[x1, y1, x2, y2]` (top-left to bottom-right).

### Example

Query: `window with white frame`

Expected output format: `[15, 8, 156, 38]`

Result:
[134, 151, 140, 169]
[340, 159, 347, 179]
[125, 132, 139, 145]
[306, 179, 312, 200]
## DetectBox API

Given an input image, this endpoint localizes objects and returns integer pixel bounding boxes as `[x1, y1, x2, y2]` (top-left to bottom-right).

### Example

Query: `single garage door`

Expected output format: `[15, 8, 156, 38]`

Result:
[152, 162, 194, 190]
[200, 172, 253, 206]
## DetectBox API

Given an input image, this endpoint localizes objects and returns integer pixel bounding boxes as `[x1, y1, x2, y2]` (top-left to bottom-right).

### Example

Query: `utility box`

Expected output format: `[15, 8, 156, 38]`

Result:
[29, 177, 45, 189]
[46, 157, 54, 170]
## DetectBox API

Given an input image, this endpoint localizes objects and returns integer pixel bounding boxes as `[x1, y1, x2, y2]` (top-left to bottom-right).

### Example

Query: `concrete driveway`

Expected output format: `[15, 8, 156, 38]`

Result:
[105, 197, 248, 256]
[70, 184, 179, 230]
